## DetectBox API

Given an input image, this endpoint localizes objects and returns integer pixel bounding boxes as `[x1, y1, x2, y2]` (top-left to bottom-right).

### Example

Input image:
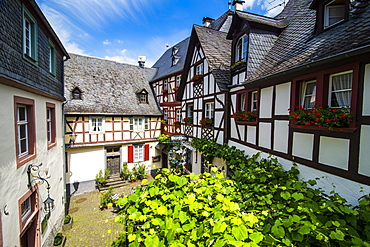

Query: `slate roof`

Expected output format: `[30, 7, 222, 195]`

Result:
[209, 10, 234, 32]
[244, 0, 370, 82]
[193, 25, 232, 90]
[236, 11, 288, 29]
[150, 37, 190, 82]
[64, 54, 161, 116]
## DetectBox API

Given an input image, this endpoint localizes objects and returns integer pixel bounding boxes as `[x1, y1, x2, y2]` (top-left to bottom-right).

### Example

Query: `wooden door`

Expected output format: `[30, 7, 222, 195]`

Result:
[106, 146, 121, 177]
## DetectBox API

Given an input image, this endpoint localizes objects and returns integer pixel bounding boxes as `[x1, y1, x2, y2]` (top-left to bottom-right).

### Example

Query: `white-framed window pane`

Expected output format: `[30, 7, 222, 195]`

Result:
[324, 1, 345, 28]
[301, 80, 316, 109]
[21, 197, 31, 221]
[176, 109, 182, 121]
[47, 108, 52, 143]
[242, 35, 248, 61]
[17, 106, 28, 157]
[134, 118, 143, 132]
[196, 63, 204, 75]
[330, 71, 352, 108]
[134, 145, 143, 161]
[205, 102, 214, 119]
[164, 80, 168, 90]
[187, 105, 193, 118]
[164, 109, 168, 120]
[240, 93, 246, 111]
[25, 19, 31, 56]
[91, 117, 103, 132]
[176, 76, 181, 87]
[251, 91, 258, 111]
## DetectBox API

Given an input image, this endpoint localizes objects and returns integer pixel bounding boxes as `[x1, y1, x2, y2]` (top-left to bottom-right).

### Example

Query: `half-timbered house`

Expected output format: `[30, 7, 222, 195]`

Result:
[0, 0, 69, 246]
[227, 0, 370, 204]
[150, 37, 190, 136]
[177, 22, 232, 174]
[64, 54, 162, 195]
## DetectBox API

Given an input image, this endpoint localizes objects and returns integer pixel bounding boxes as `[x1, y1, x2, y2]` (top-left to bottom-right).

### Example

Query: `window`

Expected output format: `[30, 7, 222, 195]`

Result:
[324, 0, 345, 28]
[301, 80, 317, 109]
[49, 41, 56, 75]
[46, 103, 56, 148]
[205, 102, 214, 119]
[240, 93, 246, 111]
[72, 87, 82, 100]
[20, 197, 31, 221]
[176, 108, 182, 122]
[23, 8, 37, 61]
[235, 35, 248, 62]
[163, 80, 168, 91]
[164, 109, 168, 121]
[329, 71, 352, 108]
[176, 76, 181, 87]
[134, 145, 144, 162]
[139, 94, 148, 103]
[196, 63, 204, 75]
[14, 96, 36, 167]
[130, 117, 149, 132]
[18, 188, 38, 237]
[250, 91, 258, 111]
[90, 116, 104, 133]
[187, 104, 194, 118]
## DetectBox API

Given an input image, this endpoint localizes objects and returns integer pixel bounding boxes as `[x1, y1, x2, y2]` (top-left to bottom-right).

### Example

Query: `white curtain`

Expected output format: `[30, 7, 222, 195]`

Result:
[332, 72, 352, 107]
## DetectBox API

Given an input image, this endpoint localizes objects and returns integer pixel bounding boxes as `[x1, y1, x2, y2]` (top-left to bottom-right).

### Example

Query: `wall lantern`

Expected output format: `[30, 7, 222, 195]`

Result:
[69, 132, 77, 145]
[27, 163, 55, 213]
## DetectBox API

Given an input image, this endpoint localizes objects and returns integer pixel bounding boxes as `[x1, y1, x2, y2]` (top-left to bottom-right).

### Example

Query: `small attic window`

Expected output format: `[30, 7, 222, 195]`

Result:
[324, 0, 346, 28]
[137, 90, 148, 104]
[72, 87, 82, 100]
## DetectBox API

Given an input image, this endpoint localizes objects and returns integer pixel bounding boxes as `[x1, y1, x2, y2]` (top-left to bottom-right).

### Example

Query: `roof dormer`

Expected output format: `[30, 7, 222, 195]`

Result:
[310, 0, 350, 33]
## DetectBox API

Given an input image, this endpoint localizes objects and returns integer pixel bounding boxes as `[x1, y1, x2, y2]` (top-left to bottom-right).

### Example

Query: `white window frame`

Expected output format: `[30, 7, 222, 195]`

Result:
[164, 109, 168, 121]
[324, 0, 345, 28]
[17, 105, 28, 158]
[49, 40, 56, 75]
[235, 35, 248, 62]
[139, 93, 148, 104]
[163, 80, 168, 91]
[251, 91, 258, 111]
[130, 117, 149, 132]
[23, 8, 37, 61]
[196, 63, 204, 75]
[90, 116, 104, 134]
[176, 109, 182, 122]
[205, 102, 214, 119]
[187, 104, 194, 118]
[20, 197, 31, 221]
[47, 108, 52, 144]
[301, 80, 317, 109]
[328, 70, 353, 108]
[134, 145, 144, 162]
[176, 76, 181, 87]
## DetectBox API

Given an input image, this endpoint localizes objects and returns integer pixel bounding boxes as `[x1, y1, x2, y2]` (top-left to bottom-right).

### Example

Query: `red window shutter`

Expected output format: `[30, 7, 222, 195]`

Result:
[128, 146, 134, 163]
[144, 144, 150, 161]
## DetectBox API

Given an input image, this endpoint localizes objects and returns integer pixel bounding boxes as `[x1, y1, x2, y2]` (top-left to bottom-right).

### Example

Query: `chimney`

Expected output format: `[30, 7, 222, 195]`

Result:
[138, 56, 146, 68]
[202, 17, 215, 27]
[232, 0, 245, 11]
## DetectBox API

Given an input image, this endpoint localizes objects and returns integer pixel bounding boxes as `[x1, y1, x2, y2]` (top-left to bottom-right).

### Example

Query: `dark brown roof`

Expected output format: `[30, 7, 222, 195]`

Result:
[64, 54, 161, 116]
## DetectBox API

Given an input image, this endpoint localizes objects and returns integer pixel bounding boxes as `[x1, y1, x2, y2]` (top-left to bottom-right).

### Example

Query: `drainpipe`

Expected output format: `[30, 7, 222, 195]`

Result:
[62, 55, 69, 216]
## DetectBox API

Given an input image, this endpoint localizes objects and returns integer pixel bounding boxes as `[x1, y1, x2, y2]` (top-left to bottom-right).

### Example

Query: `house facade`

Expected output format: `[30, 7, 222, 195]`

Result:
[64, 54, 162, 195]
[0, 0, 69, 246]
[226, 0, 370, 205]
[177, 16, 233, 174]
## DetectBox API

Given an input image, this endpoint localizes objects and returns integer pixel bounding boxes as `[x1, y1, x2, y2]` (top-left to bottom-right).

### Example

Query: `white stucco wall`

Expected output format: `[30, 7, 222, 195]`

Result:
[259, 122, 271, 149]
[228, 140, 370, 206]
[359, 125, 370, 176]
[292, 132, 314, 160]
[362, 64, 370, 116]
[274, 82, 291, 115]
[259, 86, 273, 118]
[319, 137, 349, 170]
[0, 85, 65, 247]
[274, 120, 289, 153]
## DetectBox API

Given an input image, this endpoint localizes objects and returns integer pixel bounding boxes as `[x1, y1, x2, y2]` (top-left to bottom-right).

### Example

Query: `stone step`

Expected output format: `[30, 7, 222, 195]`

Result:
[96, 178, 129, 191]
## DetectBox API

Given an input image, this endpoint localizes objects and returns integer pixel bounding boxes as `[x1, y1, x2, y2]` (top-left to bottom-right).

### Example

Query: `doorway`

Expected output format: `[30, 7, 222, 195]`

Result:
[106, 146, 121, 178]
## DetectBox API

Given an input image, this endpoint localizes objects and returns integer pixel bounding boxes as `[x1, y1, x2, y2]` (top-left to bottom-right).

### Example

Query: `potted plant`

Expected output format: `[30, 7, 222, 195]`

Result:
[174, 120, 181, 125]
[183, 117, 193, 125]
[136, 162, 147, 180]
[95, 169, 110, 186]
[232, 110, 257, 122]
[62, 214, 73, 231]
[172, 86, 179, 91]
[190, 74, 204, 83]
[120, 163, 130, 181]
[200, 118, 213, 128]
[129, 174, 138, 183]
[161, 119, 167, 124]
[100, 187, 114, 210]
[53, 233, 66, 246]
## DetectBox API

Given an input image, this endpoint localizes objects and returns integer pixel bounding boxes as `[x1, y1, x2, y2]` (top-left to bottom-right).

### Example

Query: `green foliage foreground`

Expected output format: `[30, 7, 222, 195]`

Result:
[112, 138, 370, 247]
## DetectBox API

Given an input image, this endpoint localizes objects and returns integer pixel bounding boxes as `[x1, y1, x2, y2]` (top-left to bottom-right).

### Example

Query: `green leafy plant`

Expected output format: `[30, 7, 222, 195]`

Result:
[289, 106, 354, 130]
[199, 117, 213, 127]
[100, 187, 114, 208]
[156, 134, 170, 143]
[135, 162, 147, 180]
[120, 163, 131, 180]
[53, 233, 64, 246]
[64, 214, 71, 224]
[95, 169, 110, 185]
[230, 60, 246, 69]
[232, 110, 257, 121]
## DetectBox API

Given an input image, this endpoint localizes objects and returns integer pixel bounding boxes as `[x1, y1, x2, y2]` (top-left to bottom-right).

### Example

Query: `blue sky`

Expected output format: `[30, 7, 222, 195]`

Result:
[36, 0, 286, 67]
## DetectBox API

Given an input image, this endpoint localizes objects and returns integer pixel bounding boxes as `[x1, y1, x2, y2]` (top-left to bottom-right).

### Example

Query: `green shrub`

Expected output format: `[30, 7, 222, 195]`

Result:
[64, 214, 71, 224]
[53, 233, 63, 246]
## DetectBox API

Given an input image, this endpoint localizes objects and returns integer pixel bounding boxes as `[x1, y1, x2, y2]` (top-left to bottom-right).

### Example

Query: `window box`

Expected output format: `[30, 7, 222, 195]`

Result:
[235, 120, 257, 125]
[190, 74, 204, 83]
[231, 60, 247, 72]
[232, 111, 257, 122]
[200, 118, 213, 128]
[172, 86, 179, 91]
[288, 107, 354, 131]
[183, 117, 193, 125]
[289, 124, 357, 133]
[161, 89, 168, 94]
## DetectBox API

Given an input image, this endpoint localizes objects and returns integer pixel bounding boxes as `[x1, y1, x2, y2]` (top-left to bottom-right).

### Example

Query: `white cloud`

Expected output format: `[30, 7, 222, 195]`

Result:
[104, 49, 137, 65]
[243, 0, 256, 9]
[242, 0, 287, 17]
[103, 40, 111, 45]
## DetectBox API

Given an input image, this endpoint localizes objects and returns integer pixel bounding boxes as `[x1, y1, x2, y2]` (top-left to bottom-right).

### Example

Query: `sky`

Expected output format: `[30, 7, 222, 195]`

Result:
[35, 0, 286, 67]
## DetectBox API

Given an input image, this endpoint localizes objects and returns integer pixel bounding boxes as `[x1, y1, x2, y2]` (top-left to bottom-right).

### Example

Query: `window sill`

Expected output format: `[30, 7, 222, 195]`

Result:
[17, 153, 36, 168]
[235, 120, 257, 125]
[289, 124, 357, 133]
[47, 142, 57, 150]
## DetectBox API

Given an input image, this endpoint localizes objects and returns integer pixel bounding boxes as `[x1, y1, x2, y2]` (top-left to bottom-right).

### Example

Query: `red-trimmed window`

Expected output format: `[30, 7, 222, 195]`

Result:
[18, 186, 39, 245]
[128, 144, 149, 162]
[46, 103, 56, 149]
[14, 96, 36, 168]
[291, 63, 359, 126]
[236, 89, 259, 112]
